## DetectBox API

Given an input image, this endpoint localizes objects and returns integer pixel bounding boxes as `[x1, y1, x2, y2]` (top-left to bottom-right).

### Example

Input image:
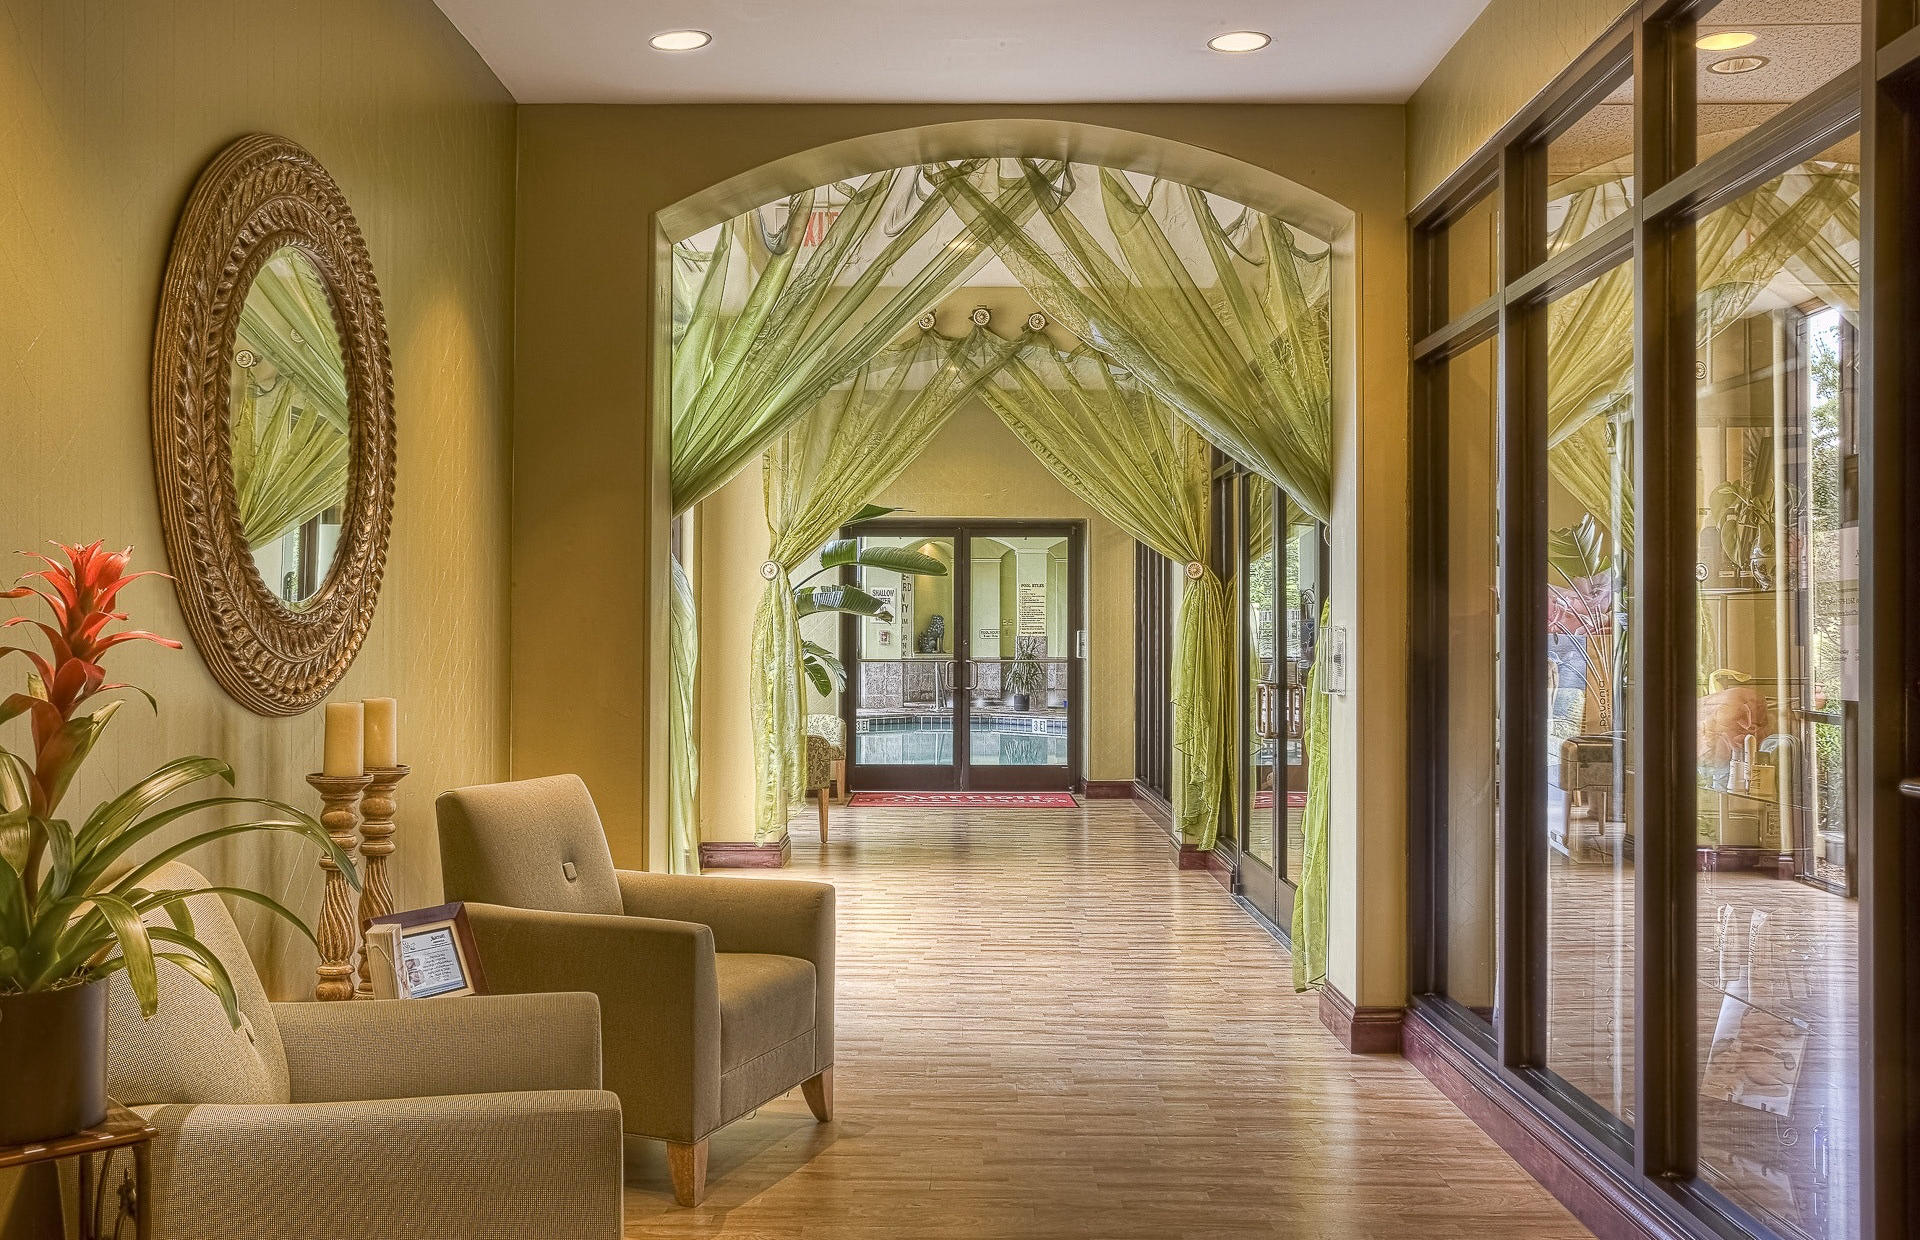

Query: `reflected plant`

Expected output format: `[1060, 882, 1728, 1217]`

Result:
[790, 506, 949, 696]
[1547, 514, 1621, 733]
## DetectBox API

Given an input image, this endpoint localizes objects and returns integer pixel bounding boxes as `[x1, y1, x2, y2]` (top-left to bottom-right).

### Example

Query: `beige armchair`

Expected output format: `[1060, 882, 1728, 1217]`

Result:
[436, 774, 835, 1206]
[105, 864, 623, 1240]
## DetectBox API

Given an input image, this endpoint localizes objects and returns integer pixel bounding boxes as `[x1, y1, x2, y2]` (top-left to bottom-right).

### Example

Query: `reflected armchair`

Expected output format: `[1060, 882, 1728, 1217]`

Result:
[436, 775, 836, 1207]
[105, 864, 623, 1240]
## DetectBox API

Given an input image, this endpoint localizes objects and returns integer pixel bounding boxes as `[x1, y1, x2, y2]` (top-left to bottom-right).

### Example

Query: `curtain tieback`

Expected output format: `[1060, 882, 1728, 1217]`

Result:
[1185, 560, 1207, 580]
[760, 560, 782, 581]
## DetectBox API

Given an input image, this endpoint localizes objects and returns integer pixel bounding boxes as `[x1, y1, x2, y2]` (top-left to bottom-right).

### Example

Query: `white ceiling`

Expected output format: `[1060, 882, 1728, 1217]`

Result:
[432, 0, 1496, 105]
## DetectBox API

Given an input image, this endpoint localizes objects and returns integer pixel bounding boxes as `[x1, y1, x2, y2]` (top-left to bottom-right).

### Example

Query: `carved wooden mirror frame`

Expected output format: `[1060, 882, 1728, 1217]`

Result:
[152, 134, 395, 716]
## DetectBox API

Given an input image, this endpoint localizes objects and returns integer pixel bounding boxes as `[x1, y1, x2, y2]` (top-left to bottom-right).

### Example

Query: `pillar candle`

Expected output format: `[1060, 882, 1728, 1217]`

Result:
[363, 697, 399, 770]
[323, 701, 364, 778]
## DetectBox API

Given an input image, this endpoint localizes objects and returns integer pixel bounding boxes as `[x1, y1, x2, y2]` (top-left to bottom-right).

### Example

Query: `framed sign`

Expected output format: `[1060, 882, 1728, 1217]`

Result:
[365, 903, 488, 999]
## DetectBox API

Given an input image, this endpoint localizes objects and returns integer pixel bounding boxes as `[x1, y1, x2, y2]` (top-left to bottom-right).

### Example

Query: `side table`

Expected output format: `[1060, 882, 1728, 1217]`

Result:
[0, 1102, 155, 1238]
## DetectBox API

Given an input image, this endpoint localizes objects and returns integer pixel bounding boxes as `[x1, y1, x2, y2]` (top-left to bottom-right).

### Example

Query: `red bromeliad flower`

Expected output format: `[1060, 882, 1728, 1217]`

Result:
[1, 541, 180, 818]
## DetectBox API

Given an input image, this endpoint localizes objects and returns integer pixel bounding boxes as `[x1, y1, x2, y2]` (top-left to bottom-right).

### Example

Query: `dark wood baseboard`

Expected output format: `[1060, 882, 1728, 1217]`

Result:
[1176, 844, 1233, 890]
[1403, 1006, 1691, 1240]
[699, 834, 791, 869]
[1082, 780, 1135, 799]
[1316, 983, 1405, 1054]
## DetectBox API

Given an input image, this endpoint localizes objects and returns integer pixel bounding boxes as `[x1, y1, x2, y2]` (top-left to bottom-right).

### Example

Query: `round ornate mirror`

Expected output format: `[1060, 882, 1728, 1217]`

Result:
[153, 135, 395, 716]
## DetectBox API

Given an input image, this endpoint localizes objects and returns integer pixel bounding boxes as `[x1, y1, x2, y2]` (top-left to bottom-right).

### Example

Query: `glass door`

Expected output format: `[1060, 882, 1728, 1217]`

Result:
[842, 529, 962, 790]
[843, 522, 1082, 793]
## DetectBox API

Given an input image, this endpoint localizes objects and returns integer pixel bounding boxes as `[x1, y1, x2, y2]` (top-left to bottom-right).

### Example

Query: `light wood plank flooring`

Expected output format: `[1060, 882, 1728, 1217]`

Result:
[626, 801, 1589, 1238]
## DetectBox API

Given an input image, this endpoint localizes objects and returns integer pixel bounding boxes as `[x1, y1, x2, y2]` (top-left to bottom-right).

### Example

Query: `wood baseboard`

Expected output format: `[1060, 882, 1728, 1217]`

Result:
[1403, 1007, 1690, 1240]
[1176, 844, 1232, 890]
[699, 834, 791, 869]
[1316, 983, 1404, 1054]
[1081, 780, 1135, 799]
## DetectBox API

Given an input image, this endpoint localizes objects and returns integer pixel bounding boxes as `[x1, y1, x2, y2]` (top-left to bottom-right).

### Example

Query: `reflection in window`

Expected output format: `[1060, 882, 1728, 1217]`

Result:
[1544, 262, 1637, 1127]
[1547, 78, 1634, 257]
[1693, 142, 1859, 1240]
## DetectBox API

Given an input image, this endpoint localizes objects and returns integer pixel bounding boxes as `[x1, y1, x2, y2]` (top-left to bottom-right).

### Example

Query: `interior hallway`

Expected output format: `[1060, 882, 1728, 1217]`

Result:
[622, 802, 1591, 1238]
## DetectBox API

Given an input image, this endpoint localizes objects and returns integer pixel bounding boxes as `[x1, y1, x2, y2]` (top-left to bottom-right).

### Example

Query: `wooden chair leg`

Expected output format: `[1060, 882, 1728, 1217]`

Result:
[802, 1067, 833, 1122]
[817, 786, 830, 843]
[667, 1139, 708, 1207]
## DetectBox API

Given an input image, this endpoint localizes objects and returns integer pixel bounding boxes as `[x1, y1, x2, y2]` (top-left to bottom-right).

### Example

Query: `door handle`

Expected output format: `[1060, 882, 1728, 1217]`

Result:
[1900, 778, 1920, 800]
[966, 660, 979, 690]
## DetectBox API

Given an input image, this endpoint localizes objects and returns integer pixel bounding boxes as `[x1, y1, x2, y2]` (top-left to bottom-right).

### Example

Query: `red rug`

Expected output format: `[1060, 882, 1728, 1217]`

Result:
[847, 791, 1080, 808]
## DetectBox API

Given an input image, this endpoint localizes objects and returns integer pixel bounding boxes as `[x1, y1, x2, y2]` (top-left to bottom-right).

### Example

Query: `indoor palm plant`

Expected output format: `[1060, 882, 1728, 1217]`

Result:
[0, 541, 353, 1143]
[791, 508, 948, 697]
[1005, 635, 1048, 713]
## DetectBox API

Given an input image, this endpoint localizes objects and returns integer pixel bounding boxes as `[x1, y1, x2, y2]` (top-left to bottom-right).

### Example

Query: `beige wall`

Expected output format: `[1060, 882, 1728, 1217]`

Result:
[1407, 0, 1634, 207]
[692, 400, 1136, 843]
[513, 103, 1411, 1006]
[0, 0, 516, 1006]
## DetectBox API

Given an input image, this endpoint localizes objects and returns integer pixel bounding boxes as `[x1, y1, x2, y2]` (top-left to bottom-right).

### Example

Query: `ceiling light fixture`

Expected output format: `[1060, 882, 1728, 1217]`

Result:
[1696, 31, 1758, 51]
[1208, 30, 1271, 53]
[1708, 54, 1769, 74]
[650, 29, 711, 52]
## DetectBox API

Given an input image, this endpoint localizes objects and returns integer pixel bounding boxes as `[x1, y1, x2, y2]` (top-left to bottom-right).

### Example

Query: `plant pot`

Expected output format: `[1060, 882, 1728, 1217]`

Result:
[0, 979, 108, 1144]
[1008, 693, 1030, 713]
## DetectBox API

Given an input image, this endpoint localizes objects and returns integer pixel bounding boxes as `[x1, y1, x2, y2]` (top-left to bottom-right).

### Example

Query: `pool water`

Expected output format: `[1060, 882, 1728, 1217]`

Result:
[856, 714, 1068, 767]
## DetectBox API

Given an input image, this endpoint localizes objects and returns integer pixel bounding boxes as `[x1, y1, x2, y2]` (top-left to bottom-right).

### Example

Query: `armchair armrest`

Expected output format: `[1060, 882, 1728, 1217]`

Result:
[459, 901, 722, 1139]
[616, 871, 835, 1074]
[136, 1091, 622, 1240]
[272, 991, 603, 1103]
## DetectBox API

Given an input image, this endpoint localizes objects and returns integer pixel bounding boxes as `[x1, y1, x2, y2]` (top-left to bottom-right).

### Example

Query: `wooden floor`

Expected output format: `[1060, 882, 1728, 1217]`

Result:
[624, 800, 1589, 1238]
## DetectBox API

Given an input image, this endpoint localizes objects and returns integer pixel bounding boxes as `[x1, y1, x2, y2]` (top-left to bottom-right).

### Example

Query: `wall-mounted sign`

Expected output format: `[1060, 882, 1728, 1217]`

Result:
[1017, 581, 1047, 635]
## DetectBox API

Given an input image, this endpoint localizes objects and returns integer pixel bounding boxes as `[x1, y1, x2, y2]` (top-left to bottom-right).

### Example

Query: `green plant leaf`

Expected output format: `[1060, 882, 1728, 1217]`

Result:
[40, 818, 75, 904]
[108, 811, 357, 900]
[90, 892, 158, 1018]
[78, 756, 233, 857]
[803, 658, 835, 698]
[0, 805, 30, 878]
[852, 546, 948, 576]
[132, 884, 316, 947]
[146, 928, 241, 1027]
[72, 796, 339, 895]
[0, 749, 32, 814]
[814, 538, 860, 570]
[95, 945, 240, 1029]
[847, 504, 900, 524]
[39, 700, 121, 814]
[796, 584, 893, 620]
[1547, 514, 1610, 584]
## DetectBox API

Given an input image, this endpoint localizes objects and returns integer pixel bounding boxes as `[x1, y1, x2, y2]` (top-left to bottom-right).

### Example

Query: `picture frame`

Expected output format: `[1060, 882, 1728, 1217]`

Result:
[364, 903, 488, 999]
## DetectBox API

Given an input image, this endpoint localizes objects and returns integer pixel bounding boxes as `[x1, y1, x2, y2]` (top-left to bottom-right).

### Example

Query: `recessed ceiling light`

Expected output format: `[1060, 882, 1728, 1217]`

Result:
[1696, 31, 1758, 51]
[1208, 30, 1271, 53]
[1708, 54, 1769, 75]
[650, 29, 711, 52]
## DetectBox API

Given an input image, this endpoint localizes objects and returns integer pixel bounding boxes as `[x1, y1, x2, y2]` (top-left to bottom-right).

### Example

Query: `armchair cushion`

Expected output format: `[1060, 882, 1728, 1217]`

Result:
[136, 1090, 622, 1240]
[438, 774, 622, 916]
[273, 991, 603, 1103]
[714, 953, 815, 1072]
[105, 864, 289, 1107]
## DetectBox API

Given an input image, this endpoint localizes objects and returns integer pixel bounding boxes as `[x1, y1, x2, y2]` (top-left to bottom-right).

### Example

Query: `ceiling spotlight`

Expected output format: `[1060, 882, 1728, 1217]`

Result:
[1708, 54, 1769, 75]
[1696, 31, 1758, 51]
[1208, 30, 1271, 53]
[650, 29, 712, 52]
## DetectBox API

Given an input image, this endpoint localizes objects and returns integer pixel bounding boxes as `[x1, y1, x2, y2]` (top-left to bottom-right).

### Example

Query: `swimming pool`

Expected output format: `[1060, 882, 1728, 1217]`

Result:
[855, 712, 1068, 767]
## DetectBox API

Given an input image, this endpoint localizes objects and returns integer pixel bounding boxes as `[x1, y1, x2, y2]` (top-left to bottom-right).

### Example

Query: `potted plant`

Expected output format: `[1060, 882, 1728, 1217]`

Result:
[0, 541, 352, 1144]
[1005, 636, 1048, 713]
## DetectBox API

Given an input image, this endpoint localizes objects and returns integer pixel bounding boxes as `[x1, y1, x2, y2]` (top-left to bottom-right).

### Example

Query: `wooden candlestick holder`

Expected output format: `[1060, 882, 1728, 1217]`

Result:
[307, 772, 372, 1002]
[355, 764, 409, 998]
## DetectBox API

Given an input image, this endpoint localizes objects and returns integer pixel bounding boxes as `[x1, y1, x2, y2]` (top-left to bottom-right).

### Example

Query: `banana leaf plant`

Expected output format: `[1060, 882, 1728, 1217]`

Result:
[791, 506, 949, 697]
[0, 541, 355, 1024]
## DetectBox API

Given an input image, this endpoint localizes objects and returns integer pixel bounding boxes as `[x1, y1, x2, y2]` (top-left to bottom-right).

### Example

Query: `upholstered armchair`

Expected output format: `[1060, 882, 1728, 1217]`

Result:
[805, 713, 846, 842]
[105, 864, 623, 1240]
[436, 774, 836, 1206]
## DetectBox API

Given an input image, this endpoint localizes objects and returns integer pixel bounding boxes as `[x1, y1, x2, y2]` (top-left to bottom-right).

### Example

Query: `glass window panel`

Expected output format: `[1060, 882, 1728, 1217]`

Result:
[1547, 76, 1635, 258]
[1693, 138, 1859, 1240]
[1544, 262, 1637, 1125]
[1696, 0, 1861, 160]
[853, 534, 957, 766]
[1443, 192, 1500, 324]
[1245, 486, 1278, 867]
[968, 534, 1070, 768]
[1283, 510, 1319, 887]
[1442, 336, 1501, 1024]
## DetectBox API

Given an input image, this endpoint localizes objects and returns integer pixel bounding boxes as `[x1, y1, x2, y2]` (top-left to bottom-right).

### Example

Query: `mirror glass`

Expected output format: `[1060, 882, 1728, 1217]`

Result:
[229, 246, 352, 609]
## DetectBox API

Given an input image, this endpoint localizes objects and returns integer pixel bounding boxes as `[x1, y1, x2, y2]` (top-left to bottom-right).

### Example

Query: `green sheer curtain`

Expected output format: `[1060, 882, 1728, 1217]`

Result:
[1292, 599, 1332, 992]
[975, 339, 1228, 846]
[231, 250, 351, 549]
[933, 159, 1334, 521]
[666, 168, 1041, 868]
[749, 327, 1022, 839]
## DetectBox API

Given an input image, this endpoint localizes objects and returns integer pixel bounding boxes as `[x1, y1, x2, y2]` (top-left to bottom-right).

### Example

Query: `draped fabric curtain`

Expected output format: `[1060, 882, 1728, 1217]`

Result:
[1545, 162, 1860, 542]
[973, 340, 1229, 847]
[933, 160, 1334, 521]
[232, 251, 351, 548]
[748, 327, 1022, 840]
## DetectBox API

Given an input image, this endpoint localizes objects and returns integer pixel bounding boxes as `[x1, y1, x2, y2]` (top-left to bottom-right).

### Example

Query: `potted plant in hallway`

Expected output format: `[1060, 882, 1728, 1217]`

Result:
[1005, 636, 1047, 713]
[0, 541, 354, 1144]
